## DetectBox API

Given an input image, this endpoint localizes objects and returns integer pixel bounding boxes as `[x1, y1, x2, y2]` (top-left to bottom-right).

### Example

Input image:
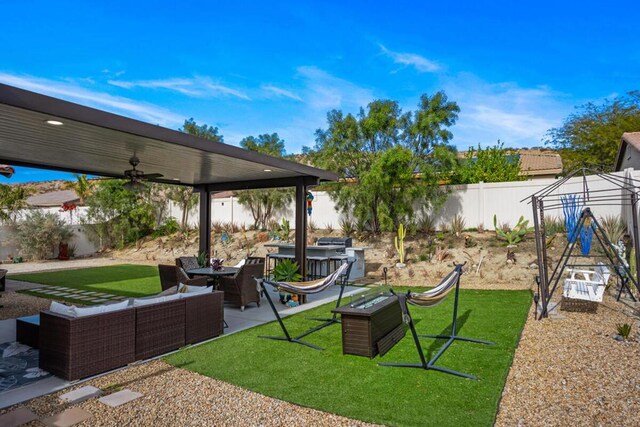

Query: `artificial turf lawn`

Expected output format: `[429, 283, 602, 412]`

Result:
[165, 288, 532, 427]
[11, 264, 161, 301]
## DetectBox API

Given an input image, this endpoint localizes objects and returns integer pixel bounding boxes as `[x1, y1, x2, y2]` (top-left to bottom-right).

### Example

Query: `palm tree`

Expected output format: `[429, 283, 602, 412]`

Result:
[65, 174, 94, 205]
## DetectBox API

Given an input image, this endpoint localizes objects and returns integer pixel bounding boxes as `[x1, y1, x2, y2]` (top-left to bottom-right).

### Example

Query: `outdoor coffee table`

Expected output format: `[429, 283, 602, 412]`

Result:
[332, 293, 405, 358]
[16, 314, 40, 349]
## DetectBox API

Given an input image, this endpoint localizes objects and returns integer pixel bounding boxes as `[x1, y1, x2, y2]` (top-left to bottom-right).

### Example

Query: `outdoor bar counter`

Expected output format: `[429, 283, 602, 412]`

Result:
[264, 243, 366, 280]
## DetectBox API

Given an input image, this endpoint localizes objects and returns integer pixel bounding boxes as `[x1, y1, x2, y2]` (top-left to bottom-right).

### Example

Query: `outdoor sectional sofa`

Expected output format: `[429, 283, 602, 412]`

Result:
[39, 290, 224, 380]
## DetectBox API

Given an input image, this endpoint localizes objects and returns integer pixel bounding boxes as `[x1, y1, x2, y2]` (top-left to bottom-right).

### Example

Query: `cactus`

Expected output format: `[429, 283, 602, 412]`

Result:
[394, 223, 407, 264]
[493, 215, 531, 246]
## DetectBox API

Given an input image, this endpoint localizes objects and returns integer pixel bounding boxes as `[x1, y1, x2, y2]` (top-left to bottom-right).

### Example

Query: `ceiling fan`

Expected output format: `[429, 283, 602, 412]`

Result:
[98, 156, 164, 190]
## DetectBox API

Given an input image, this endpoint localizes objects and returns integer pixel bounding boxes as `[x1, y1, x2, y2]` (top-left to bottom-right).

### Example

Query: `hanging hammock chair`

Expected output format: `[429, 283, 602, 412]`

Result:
[379, 264, 495, 380]
[256, 260, 353, 350]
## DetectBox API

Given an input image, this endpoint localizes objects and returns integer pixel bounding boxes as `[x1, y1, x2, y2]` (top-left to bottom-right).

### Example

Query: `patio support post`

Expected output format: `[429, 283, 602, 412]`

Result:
[295, 179, 308, 280]
[197, 186, 212, 259]
[632, 192, 640, 291]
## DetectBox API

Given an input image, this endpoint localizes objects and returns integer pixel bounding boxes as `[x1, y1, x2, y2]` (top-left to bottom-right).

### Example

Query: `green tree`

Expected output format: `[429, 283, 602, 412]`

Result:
[181, 118, 223, 143]
[166, 186, 197, 230]
[63, 174, 94, 204]
[84, 180, 156, 249]
[546, 91, 640, 172]
[451, 142, 526, 184]
[311, 93, 459, 233]
[236, 133, 294, 229]
[0, 184, 30, 224]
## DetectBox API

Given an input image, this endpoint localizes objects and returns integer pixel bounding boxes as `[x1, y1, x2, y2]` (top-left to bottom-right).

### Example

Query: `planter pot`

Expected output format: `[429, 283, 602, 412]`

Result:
[58, 243, 70, 261]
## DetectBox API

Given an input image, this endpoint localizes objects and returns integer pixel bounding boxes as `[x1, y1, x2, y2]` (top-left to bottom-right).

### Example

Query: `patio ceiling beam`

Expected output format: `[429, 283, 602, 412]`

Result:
[205, 176, 320, 192]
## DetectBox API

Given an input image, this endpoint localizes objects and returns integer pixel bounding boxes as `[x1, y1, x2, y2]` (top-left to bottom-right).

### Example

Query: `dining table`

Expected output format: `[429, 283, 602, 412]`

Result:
[186, 267, 239, 289]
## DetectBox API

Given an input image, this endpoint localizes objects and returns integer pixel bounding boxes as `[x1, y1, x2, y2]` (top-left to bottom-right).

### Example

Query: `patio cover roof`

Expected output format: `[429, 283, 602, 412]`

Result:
[0, 83, 337, 189]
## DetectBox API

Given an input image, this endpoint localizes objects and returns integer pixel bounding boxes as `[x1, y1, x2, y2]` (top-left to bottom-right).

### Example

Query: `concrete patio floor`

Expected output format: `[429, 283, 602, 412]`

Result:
[0, 284, 366, 409]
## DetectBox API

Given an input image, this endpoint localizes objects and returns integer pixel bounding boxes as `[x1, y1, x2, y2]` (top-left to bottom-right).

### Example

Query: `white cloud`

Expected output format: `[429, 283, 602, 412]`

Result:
[261, 84, 303, 101]
[379, 44, 441, 73]
[108, 76, 251, 100]
[441, 73, 572, 148]
[0, 72, 183, 126]
[296, 66, 375, 111]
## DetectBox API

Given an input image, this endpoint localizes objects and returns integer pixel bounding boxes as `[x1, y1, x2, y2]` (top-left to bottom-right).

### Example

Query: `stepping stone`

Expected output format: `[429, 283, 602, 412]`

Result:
[0, 407, 38, 427]
[92, 298, 109, 303]
[73, 296, 93, 301]
[60, 385, 103, 404]
[41, 407, 91, 427]
[98, 389, 143, 407]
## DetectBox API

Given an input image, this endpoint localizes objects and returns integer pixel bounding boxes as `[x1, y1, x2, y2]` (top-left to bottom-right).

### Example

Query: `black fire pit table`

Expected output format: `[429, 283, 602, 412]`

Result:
[332, 291, 405, 358]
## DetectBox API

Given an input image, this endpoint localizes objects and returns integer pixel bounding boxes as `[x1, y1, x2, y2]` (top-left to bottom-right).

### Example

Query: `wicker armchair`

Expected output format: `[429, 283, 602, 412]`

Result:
[158, 264, 208, 291]
[218, 257, 264, 311]
[176, 256, 200, 271]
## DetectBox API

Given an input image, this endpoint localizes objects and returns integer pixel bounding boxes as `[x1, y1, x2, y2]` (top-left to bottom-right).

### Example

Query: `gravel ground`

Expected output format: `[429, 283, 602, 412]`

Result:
[495, 294, 640, 426]
[0, 292, 52, 321]
[1, 361, 379, 427]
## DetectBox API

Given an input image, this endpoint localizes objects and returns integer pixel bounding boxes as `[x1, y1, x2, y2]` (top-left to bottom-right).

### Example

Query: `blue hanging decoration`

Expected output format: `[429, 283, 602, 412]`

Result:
[306, 191, 314, 216]
[579, 217, 595, 256]
[561, 194, 581, 243]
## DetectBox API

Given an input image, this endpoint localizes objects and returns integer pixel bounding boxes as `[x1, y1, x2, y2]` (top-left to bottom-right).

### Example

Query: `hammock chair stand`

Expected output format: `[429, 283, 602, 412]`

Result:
[257, 261, 352, 351]
[379, 264, 494, 380]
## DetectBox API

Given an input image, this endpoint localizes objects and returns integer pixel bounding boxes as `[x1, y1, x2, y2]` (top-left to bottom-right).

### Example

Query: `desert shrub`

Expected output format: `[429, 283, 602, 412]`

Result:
[16, 211, 73, 260]
[153, 217, 180, 237]
[450, 214, 465, 237]
[308, 220, 318, 233]
[417, 214, 435, 234]
[256, 231, 269, 243]
[325, 222, 334, 233]
[616, 323, 632, 341]
[440, 222, 450, 233]
[339, 218, 355, 235]
[599, 215, 626, 244]
[477, 223, 485, 233]
[544, 216, 565, 236]
[434, 246, 451, 262]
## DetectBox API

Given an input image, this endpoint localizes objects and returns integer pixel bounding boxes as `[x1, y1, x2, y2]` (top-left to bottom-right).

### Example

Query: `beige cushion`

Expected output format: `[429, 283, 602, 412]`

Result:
[178, 283, 211, 294]
[158, 287, 178, 296]
[72, 300, 130, 318]
[49, 301, 76, 317]
[132, 292, 182, 307]
[179, 286, 213, 298]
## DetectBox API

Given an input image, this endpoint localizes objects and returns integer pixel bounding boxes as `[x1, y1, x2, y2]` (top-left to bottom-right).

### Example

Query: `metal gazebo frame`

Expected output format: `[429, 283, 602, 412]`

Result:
[526, 168, 640, 319]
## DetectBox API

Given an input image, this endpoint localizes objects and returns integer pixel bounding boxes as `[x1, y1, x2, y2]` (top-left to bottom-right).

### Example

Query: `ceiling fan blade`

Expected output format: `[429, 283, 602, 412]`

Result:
[140, 173, 164, 179]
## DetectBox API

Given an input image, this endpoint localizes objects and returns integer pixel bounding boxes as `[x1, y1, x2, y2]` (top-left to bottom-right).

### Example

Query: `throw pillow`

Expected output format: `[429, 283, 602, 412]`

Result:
[132, 292, 182, 307]
[49, 301, 76, 317]
[72, 300, 130, 317]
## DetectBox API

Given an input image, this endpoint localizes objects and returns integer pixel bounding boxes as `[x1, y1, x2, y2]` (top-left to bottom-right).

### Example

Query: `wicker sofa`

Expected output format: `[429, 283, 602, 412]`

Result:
[39, 290, 224, 380]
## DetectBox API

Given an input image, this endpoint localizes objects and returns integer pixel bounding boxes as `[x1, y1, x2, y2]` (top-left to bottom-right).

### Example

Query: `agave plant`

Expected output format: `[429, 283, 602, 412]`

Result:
[599, 215, 626, 245]
[494, 215, 532, 246]
[616, 323, 632, 341]
[272, 259, 302, 282]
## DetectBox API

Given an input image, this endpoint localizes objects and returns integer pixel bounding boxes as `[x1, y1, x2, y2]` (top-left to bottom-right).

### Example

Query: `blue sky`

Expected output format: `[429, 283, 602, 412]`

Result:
[1, 0, 639, 183]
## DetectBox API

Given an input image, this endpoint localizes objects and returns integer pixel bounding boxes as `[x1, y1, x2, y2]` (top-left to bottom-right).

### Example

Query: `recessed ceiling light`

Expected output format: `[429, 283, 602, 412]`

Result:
[263, 169, 272, 172]
[45, 120, 64, 126]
